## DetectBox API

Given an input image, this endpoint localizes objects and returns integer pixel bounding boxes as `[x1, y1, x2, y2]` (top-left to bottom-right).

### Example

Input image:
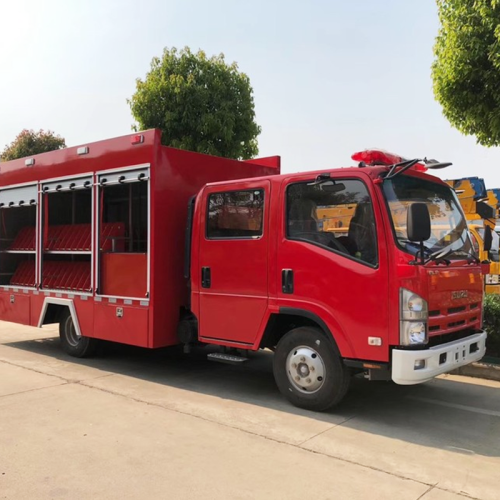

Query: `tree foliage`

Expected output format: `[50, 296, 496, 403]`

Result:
[128, 47, 261, 159]
[432, 0, 500, 146]
[1, 129, 66, 161]
[483, 294, 500, 358]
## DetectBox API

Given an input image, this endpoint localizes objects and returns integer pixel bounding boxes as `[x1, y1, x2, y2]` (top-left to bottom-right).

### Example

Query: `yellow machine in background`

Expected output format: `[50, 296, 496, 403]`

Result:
[446, 178, 499, 294]
[316, 204, 356, 235]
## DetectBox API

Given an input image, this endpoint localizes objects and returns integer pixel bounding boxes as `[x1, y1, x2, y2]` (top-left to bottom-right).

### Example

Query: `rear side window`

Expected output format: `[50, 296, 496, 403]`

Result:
[287, 179, 378, 266]
[207, 190, 264, 239]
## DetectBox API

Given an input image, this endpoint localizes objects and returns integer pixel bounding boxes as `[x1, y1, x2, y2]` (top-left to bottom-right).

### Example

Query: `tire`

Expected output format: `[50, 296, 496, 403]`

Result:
[273, 326, 350, 412]
[59, 309, 98, 358]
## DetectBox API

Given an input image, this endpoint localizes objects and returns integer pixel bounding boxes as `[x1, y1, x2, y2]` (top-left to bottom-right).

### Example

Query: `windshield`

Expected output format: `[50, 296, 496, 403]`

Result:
[383, 175, 474, 259]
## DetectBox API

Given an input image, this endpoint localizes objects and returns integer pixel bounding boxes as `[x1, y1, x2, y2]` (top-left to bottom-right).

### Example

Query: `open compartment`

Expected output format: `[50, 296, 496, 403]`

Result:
[98, 168, 149, 297]
[40, 177, 93, 292]
[0, 185, 38, 287]
[42, 182, 92, 252]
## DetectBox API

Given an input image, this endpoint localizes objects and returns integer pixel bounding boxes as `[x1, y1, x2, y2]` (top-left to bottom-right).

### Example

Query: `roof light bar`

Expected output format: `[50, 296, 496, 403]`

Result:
[352, 149, 428, 173]
[352, 149, 403, 167]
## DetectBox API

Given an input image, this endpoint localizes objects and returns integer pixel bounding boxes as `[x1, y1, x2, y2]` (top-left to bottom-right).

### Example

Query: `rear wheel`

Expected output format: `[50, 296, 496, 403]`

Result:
[273, 326, 350, 411]
[59, 309, 98, 358]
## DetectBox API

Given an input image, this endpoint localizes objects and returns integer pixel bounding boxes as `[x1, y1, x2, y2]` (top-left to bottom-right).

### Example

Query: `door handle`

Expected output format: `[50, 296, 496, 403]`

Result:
[282, 269, 294, 294]
[201, 267, 211, 288]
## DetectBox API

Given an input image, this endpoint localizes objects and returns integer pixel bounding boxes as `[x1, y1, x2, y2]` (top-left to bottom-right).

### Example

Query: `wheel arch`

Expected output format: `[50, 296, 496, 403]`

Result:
[38, 298, 82, 337]
[260, 307, 347, 356]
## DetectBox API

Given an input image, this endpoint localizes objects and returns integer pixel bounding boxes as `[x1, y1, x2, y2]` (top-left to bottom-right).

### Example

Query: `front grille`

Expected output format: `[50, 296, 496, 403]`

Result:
[427, 328, 476, 348]
[448, 320, 466, 328]
[428, 301, 481, 337]
[448, 306, 466, 314]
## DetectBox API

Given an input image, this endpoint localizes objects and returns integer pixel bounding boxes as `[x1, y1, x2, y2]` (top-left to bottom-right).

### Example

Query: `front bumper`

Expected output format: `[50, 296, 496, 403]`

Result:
[391, 330, 487, 385]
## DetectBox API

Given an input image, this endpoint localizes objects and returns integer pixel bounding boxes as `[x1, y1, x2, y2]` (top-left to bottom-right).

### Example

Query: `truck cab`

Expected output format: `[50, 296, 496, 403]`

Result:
[189, 152, 487, 411]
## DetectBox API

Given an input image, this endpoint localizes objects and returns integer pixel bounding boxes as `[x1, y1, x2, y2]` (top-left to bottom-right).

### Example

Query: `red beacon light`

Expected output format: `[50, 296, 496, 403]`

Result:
[131, 134, 144, 145]
[351, 149, 428, 172]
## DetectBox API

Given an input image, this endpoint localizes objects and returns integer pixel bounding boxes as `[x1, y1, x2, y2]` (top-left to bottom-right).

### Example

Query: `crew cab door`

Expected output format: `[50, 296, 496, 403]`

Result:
[277, 173, 390, 362]
[197, 181, 270, 346]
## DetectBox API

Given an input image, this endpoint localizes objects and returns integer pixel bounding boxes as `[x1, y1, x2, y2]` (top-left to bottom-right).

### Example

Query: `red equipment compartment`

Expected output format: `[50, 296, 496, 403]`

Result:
[93, 303, 149, 347]
[9, 227, 36, 251]
[42, 261, 91, 291]
[0, 293, 30, 325]
[7, 223, 125, 252]
[41, 222, 124, 252]
[100, 253, 147, 297]
[10, 261, 36, 287]
[44, 224, 91, 251]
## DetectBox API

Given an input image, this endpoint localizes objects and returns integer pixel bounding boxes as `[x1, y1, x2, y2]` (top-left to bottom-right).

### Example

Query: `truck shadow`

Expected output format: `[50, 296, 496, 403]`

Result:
[4, 334, 500, 459]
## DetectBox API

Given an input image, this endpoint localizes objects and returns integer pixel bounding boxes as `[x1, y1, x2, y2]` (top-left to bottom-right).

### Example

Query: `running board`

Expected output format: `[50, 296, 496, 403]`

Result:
[207, 353, 249, 365]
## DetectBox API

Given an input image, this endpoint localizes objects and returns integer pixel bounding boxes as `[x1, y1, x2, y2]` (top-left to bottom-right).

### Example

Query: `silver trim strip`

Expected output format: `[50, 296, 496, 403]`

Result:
[97, 163, 151, 175]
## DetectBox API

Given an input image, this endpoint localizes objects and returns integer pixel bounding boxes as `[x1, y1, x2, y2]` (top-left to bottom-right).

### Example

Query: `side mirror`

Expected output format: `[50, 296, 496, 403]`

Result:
[483, 225, 493, 253]
[407, 203, 431, 242]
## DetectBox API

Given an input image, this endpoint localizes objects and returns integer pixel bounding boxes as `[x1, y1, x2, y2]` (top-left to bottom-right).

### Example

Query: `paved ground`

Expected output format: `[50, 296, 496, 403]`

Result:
[0, 322, 499, 500]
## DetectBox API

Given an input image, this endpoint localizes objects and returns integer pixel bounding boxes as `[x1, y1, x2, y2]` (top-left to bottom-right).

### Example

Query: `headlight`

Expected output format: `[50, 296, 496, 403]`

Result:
[400, 288, 428, 320]
[408, 295, 425, 312]
[400, 321, 427, 345]
[400, 289, 428, 345]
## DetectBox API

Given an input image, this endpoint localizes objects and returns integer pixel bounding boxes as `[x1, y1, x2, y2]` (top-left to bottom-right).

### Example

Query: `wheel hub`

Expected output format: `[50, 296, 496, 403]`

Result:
[286, 346, 326, 394]
[298, 363, 310, 377]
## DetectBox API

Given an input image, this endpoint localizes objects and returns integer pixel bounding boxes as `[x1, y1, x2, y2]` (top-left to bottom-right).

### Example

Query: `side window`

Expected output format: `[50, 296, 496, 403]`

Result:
[287, 179, 378, 266]
[207, 190, 264, 239]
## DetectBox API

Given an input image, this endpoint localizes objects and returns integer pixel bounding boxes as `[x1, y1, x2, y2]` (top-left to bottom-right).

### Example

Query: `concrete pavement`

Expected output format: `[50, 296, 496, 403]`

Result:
[0, 321, 499, 499]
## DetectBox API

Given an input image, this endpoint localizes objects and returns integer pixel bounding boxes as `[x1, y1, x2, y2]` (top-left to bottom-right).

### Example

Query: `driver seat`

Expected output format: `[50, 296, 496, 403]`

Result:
[348, 203, 376, 263]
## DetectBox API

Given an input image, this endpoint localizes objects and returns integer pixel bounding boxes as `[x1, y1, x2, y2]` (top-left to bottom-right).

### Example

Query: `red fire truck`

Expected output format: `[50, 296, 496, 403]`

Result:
[0, 131, 486, 411]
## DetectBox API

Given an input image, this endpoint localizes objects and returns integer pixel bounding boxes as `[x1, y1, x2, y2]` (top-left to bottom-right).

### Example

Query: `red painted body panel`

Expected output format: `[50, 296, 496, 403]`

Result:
[94, 304, 149, 345]
[0, 293, 30, 325]
[148, 145, 280, 348]
[101, 253, 147, 297]
[0, 130, 280, 348]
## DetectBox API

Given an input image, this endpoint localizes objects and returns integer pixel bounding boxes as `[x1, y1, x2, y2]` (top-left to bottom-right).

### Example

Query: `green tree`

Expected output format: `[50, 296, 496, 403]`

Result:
[432, 1, 500, 146]
[1, 129, 66, 161]
[128, 47, 261, 159]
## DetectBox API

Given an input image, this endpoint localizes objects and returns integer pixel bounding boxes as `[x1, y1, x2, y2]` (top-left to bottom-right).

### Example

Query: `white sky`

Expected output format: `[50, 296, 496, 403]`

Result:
[1, 0, 500, 187]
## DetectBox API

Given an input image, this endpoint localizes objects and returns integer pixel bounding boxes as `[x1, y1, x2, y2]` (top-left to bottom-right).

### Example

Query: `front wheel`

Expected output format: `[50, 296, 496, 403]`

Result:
[59, 310, 98, 358]
[273, 326, 350, 412]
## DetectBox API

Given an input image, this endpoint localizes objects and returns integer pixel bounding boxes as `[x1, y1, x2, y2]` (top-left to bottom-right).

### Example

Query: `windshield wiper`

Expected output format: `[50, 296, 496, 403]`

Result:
[383, 158, 453, 180]
[462, 250, 481, 264]
[424, 228, 469, 265]
[401, 239, 451, 265]
[384, 159, 421, 180]
[425, 247, 453, 265]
